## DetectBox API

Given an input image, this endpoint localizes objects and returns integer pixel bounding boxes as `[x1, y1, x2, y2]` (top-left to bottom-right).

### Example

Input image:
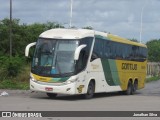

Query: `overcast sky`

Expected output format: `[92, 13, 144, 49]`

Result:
[0, 0, 160, 43]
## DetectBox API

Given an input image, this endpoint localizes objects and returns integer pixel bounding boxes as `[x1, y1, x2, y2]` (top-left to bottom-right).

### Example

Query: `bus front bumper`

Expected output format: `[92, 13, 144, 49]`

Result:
[30, 80, 76, 95]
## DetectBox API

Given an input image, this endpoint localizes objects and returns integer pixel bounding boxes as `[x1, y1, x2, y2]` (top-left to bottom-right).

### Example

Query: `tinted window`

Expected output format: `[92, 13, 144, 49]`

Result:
[93, 38, 104, 58]
[92, 37, 147, 62]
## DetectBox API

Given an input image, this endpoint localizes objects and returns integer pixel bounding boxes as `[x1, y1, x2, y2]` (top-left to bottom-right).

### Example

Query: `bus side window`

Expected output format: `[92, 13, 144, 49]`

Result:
[76, 50, 87, 72]
[92, 38, 104, 59]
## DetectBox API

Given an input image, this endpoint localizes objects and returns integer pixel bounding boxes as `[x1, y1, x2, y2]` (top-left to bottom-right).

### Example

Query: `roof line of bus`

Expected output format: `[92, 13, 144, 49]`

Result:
[94, 30, 147, 48]
[40, 28, 146, 48]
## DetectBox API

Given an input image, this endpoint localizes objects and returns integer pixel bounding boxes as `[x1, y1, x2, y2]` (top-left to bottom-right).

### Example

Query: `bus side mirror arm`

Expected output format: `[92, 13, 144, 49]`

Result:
[25, 42, 36, 57]
[74, 44, 86, 60]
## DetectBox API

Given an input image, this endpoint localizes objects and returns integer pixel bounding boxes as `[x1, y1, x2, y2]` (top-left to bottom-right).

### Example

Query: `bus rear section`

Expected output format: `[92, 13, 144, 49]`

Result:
[91, 34, 147, 95]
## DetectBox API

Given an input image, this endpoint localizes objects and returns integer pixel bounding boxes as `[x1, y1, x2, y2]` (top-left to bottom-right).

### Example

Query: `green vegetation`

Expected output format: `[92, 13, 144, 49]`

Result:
[146, 76, 160, 83]
[0, 64, 30, 89]
[0, 80, 29, 90]
[146, 39, 160, 62]
[0, 18, 160, 89]
[82, 26, 93, 30]
[129, 38, 139, 42]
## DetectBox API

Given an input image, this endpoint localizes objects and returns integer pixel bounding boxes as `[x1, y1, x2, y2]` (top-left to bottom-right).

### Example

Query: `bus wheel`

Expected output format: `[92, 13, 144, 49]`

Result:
[125, 81, 133, 95]
[46, 93, 57, 98]
[133, 81, 138, 93]
[84, 81, 95, 99]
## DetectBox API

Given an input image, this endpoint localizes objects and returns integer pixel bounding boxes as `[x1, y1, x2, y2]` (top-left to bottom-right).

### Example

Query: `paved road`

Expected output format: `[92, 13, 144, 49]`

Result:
[0, 80, 160, 120]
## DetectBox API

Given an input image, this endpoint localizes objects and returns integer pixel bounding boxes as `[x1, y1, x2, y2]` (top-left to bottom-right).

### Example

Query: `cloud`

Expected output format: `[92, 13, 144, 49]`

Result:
[0, 0, 160, 42]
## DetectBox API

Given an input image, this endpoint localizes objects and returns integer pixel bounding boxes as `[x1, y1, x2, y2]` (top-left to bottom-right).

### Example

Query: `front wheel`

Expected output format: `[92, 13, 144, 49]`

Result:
[83, 81, 95, 99]
[46, 93, 57, 98]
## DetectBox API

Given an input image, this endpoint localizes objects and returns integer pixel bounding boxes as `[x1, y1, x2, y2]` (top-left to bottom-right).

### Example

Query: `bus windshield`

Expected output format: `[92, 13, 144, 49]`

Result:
[31, 38, 79, 77]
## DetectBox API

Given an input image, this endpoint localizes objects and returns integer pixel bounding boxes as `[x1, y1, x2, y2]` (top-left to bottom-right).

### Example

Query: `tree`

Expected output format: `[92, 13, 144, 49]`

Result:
[146, 39, 160, 62]
[0, 18, 20, 56]
[82, 26, 93, 30]
[44, 22, 64, 30]
[129, 38, 139, 43]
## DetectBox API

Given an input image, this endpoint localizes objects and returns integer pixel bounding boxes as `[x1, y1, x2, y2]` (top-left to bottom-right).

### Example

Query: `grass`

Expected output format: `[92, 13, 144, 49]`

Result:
[0, 79, 29, 90]
[146, 76, 160, 83]
[0, 65, 30, 90]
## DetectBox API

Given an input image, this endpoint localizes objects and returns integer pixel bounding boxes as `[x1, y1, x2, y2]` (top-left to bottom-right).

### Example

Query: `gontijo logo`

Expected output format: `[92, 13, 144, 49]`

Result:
[122, 63, 137, 70]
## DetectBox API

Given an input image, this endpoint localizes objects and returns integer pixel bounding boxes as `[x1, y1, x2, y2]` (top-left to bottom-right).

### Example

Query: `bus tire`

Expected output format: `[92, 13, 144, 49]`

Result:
[125, 81, 133, 95]
[46, 93, 57, 98]
[133, 80, 138, 93]
[83, 81, 95, 99]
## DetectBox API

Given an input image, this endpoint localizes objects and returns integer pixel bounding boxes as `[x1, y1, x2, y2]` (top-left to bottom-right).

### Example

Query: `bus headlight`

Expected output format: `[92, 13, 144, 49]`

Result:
[30, 74, 37, 82]
[65, 76, 78, 84]
[30, 77, 36, 82]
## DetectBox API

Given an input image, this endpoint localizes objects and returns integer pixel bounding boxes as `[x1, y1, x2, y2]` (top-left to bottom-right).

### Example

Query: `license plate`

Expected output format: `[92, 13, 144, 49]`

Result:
[45, 87, 53, 91]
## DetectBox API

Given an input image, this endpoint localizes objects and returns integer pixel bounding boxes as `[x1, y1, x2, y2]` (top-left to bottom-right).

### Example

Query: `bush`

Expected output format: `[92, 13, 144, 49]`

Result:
[0, 56, 25, 79]
[0, 79, 29, 90]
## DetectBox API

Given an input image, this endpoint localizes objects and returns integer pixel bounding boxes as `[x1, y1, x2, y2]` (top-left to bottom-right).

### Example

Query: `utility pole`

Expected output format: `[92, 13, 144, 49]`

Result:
[139, 5, 145, 43]
[10, 0, 12, 57]
[139, 0, 148, 43]
[69, 0, 73, 28]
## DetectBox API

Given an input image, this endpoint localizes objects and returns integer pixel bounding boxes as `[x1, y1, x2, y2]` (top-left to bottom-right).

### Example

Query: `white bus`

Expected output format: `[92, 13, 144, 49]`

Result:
[25, 28, 147, 99]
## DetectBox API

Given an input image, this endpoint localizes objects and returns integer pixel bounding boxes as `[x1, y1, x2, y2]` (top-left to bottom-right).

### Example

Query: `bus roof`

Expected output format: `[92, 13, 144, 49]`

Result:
[39, 28, 146, 48]
[39, 28, 94, 39]
[94, 31, 146, 48]
[106, 34, 147, 48]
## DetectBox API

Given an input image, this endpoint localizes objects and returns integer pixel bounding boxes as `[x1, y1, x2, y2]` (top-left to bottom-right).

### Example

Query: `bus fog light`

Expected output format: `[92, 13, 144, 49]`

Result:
[66, 88, 71, 91]
[30, 85, 34, 88]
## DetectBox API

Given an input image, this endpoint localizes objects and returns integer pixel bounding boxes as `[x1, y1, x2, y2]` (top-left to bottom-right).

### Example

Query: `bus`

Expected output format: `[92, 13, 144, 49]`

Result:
[25, 28, 147, 99]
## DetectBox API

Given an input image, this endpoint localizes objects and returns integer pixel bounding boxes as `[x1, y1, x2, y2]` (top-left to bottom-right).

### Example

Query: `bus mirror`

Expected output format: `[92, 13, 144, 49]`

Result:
[74, 44, 86, 60]
[25, 42, 36, 57]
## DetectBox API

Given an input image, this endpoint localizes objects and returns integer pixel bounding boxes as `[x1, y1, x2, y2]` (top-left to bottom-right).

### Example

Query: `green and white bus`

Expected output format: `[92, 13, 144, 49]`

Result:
[25, 28, 147, 99]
